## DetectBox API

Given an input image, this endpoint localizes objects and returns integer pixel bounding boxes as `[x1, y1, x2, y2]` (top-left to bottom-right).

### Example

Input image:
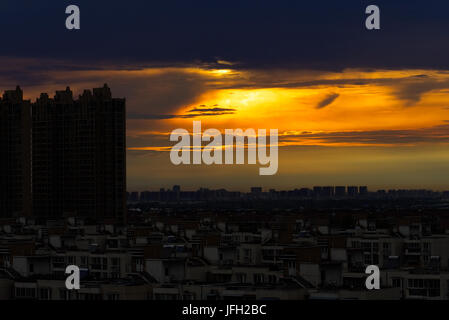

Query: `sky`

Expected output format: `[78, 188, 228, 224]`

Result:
[1, 0, 449, 191]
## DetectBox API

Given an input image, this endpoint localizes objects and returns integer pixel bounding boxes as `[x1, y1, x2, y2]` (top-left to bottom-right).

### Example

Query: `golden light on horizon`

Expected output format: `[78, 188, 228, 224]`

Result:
[170, 79, 449, 135]
[19, 63, 449, 149]
[209, 69, 233, 75]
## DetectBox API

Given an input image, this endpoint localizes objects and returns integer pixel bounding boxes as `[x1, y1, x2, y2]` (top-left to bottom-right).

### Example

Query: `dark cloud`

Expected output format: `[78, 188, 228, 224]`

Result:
[280, 124, 449, 145]
[393, 79, 449, 105]
[127, 121, 449, 153]
[187, 106, 236, 113]
[127, 104, 236, 120]
[0, 58, 214, 119]
[1, 1, 449, 71]
[127, 113, 177, 120]
[126, 123, 449, 152]
[128, 112, 235, 120]
[221, 73, 449, 105]
[316, 93, 339, 109]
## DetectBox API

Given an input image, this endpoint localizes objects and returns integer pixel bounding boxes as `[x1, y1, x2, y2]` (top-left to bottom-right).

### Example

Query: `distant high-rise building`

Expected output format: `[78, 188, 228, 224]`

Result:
[347, 186, 359, 197]
[322, 186, 334, 197]
[0, 86, 31, 217]
[359, 186, 368, 195]
[128, 192, 139, 203]
[32, 84, 126, 222]
[299, 188, 312, 197]
[173, 185, 181, 201]
[313, 186, 322, 197]
[335, 186, 346, 197]
[251, 187, 262, 194]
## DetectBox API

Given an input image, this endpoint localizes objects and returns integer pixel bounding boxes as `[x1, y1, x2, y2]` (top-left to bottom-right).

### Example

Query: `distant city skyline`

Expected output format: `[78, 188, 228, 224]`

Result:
[126, 184, 449, 194]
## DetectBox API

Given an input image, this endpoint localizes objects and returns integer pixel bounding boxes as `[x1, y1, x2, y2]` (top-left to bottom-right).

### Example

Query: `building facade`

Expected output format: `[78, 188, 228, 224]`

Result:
[0, 86, 31, 217]
[1, 84, 125, 221]
[32, 84, 126, 221]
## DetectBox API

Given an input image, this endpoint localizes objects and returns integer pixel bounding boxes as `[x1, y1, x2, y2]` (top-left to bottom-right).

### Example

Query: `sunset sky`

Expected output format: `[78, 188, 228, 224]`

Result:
[2, 0, 449, 191]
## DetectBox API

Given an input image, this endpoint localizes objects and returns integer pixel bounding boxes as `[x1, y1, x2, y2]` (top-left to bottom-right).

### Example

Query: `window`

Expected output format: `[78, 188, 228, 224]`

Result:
[111, 257, 120, 266]
[351, 241, 360, 248]
[60, 289, 70, 300]
[39, 288, 52, 300]
[361, 242, 371, 251]
[236, 273, 247, 283]
[254, 274, 264, 284]
[408, 278, 440, 297]
[107, 293, 120, 300]
[364, 255, 372, 265]
[16, 287, 36, 299]
[53, 256, 65, 268]
[392, 278, 401, 288]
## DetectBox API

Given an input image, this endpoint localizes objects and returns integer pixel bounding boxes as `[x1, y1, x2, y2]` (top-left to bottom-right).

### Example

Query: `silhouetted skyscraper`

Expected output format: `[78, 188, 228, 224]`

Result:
[32, 84, 126, 222]
[0, 86, 31, 217]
